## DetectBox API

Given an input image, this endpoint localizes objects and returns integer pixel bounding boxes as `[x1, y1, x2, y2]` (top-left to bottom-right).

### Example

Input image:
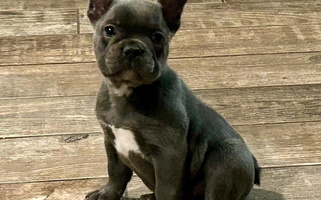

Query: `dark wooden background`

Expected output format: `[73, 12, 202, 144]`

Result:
[0, 0, 320, 199]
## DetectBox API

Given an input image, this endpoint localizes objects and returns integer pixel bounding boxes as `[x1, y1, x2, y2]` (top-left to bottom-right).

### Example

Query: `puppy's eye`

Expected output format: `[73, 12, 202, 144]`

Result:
[152, 32, 165, 44]
[104, 25, 117, 37]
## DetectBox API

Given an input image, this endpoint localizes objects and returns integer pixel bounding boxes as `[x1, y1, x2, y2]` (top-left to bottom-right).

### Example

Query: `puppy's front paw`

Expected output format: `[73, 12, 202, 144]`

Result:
[85, 189, 107, 200]
[85, 188, 130, 200]
[85, 188, 129, 200]
[139, 193, 155, 200]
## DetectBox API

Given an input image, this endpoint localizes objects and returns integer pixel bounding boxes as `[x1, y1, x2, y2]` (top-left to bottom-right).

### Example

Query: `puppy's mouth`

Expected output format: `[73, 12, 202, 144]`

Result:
[103, 39, 159, 86]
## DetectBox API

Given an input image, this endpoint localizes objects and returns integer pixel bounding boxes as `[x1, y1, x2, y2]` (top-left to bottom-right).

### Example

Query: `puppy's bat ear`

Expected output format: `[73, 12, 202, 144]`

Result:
[87, 0, 113, 25]
[158, 0, 187, 34]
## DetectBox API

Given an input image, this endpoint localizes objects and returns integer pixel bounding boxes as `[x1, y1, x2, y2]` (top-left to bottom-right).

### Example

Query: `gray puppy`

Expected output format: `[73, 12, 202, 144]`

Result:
[85, 0, 261, 200]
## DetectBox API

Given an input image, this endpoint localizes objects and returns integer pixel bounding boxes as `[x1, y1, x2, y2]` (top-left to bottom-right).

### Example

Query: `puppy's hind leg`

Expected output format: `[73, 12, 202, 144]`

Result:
[204, 139, 255, 200]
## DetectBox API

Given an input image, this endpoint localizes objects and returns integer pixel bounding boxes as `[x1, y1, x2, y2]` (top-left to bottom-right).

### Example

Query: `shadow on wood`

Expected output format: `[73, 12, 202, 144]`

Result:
[122, 189, 285, 200]
[247, 189, 285, 200]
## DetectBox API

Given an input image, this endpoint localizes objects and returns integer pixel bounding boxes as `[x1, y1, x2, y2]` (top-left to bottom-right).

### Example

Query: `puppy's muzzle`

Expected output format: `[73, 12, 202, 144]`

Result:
[120, 41, 155, 74]
[123, 44, 145, 60]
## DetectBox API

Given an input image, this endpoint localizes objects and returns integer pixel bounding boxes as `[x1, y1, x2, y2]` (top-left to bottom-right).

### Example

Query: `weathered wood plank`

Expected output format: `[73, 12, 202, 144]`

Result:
[0, 0, 220, 11]
[195, 85, 321, 125]
[183, 1, 321, 28]
[126, 165, 321, 200]
[2, 165, 318, 200]
[0, 178, 108, 200]
[8, 1, 320, 36]
[0, 134, 107, 183]
[172, 24, 321, 58]
[0, 63, 102, 98]
[0, 0, 200, 11]
[237, 122, 321, 167]
[1, 121, 320, 182]
[0, 10, 78, 37]
[0, 96, 98, 137]
[0, 0, 87, 11]
[1, 52, 321, 98]
[1, 1, 318, 36]
[80, 1, 321, 32]
[258, 166, 321, 200]
[1, 85, 321, 137]
[0, 0, 314, 11]
[0, 34, 94, 66]
[1, 24, 321, 66]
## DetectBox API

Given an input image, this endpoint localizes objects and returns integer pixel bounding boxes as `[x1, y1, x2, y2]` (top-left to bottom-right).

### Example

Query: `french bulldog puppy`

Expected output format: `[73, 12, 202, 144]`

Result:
[85, 0, 261, 200]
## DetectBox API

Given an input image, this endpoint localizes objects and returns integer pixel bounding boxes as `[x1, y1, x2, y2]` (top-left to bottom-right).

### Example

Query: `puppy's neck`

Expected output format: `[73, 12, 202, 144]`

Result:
[104, 66, 177, 104]
[105, 65, 172, 98]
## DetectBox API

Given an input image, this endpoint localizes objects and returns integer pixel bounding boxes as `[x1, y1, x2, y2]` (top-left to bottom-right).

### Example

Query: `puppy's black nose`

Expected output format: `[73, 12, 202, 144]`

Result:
[123, 45, 144, 59]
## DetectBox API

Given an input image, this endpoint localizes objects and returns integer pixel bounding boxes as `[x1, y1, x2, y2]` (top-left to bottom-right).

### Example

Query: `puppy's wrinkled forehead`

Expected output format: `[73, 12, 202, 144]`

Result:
[104, 0, 165, 30]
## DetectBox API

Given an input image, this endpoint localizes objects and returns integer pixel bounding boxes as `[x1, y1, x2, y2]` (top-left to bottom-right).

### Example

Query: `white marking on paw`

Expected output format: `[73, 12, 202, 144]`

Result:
[108, 125, 142, 157]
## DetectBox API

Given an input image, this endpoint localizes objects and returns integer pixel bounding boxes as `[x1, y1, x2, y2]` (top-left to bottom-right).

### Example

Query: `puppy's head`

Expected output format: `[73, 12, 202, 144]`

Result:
[88, 0, 187, 89]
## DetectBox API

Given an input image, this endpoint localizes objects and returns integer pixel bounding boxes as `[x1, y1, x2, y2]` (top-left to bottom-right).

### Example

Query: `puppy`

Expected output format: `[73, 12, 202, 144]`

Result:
[85, 0, 261, 199]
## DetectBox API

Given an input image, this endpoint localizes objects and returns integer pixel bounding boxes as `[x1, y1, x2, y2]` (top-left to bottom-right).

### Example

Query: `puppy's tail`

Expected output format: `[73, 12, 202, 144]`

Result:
[252, 155, 261, 186]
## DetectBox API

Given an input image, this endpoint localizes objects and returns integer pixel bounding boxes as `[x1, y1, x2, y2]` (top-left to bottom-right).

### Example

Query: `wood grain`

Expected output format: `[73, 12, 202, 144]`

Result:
[0, 63, 102, 98]
[0, 133, 107, 183]
[257, 166, 321, 200]
[0, 1, 317, 37]
[1, 121, 320, 183]
[0, 0, 314, 11]
[183, 1, 321, 28]
[0, 96, 98, 137]
[8, 1, 317, 37]
[2, 24, 321, 66]
[0, 10, 77, 37]
[1, 52, 321, 98]
[195, 84, 321, 125]
[173, 24, 321, 58]
[0, 178, 108, 200]
[126, 165, 321, 200]
[236, 122, 321, 167]
[0, 34, 94, 66]
[79, 1, 321, 32]
[0, 0, 87, 11]
[1, 84, 320, 137]
[0, 0, 217, 11]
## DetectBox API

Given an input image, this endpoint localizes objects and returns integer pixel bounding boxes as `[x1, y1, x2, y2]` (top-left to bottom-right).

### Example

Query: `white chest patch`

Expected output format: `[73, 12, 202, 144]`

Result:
[108, 125, 142, 157]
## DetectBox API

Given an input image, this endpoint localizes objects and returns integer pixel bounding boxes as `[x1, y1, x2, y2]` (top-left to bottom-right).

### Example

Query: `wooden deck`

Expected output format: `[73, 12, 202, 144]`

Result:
[1, 0, 321, 199]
